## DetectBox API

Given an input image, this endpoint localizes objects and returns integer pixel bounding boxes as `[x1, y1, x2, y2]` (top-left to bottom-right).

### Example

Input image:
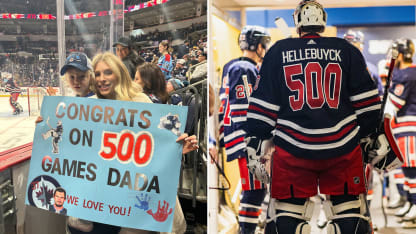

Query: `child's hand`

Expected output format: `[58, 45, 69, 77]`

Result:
[176, 133, 198, 155]
[35, 116, 43, 124]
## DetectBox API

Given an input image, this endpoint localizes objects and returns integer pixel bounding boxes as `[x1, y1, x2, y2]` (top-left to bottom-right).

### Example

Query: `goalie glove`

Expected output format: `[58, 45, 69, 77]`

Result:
[361, 116, 404, 172]
[360, 134, 390, 164]
[246, 136, 274, 184]
[368, 133, 403, 172]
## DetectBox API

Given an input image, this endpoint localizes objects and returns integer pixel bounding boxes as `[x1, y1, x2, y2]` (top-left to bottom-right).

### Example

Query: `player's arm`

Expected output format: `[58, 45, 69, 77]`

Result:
[245, 49, 280, 183]
[347, 46, 381, 138]
[246, 49, 280, 140]
[218, 87, 227, 148]
[218, 62, 233, 148]
[222, 66, 253, 161]
[5, 84, 12, 92]
[384, 77, 411, 117]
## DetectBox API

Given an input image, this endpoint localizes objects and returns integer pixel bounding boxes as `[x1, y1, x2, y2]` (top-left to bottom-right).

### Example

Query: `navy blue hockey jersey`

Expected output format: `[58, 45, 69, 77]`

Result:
[219, 57, 260, 161]
[388, 66, 416, 138]
[246, 35, 381, 160]
[5, 78, 21, 94]
[218, 58, 239, 149]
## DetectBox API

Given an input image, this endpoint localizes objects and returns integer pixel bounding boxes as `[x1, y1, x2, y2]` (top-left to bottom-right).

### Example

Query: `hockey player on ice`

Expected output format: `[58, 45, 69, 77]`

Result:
[5, 77, 23, 115]
[218, 25, 271, 233]
[245, 0, 403, 233]
[42, 117, 63, 154]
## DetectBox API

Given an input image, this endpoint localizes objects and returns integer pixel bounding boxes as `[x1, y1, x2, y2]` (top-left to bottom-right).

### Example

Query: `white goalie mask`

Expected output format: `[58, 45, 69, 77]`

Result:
[293, 0, 327, 34]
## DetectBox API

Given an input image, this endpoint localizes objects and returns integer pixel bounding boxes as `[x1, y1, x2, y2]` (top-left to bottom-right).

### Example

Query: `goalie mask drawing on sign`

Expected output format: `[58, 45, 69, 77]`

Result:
[42, 117, 64, 154]
[158, 113, 181, 136]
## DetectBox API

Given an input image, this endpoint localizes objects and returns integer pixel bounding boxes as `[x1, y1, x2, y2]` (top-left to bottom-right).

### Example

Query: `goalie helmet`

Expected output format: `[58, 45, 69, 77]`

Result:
[293, 0, 327, 34]
[239, 25, 271, 51]
[391, 39, 415, 60]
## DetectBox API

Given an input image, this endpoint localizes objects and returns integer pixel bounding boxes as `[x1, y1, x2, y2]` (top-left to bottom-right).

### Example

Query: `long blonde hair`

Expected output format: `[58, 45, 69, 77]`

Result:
[92, 52, 143, 101]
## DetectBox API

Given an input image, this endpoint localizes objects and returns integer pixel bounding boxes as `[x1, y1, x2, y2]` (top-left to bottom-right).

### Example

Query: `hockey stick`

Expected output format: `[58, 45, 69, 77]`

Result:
[46, 116, 53, 129]
[377, 171, 388, 227]
[361, 50, 399, 233]
[242, 75, 251, 99]
[377, 49, 398, 130]
[274, 17, 292, 39]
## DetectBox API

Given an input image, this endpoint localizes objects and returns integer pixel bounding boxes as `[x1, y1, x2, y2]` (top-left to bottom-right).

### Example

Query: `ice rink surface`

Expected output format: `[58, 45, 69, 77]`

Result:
[0, 96, 37, 152]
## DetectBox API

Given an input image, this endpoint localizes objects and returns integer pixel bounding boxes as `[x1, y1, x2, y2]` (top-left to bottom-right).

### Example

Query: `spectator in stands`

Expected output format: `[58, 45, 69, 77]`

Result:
[167, 78, 184, 93]
[92, 52, 197, 234]
[189, 50, 207, 83]
[182, 54, 190, 67]
[189, 54, 199, 67]
[172, 59, 188, 82]
[157, 40, 173, 80]
[35, 52, 110, 233]
[59, 52, 95, 98]
[197, 51, 207, 63]
[134, 62, 168, 104]
[135, 63, 182, 106]
[166, 78, 184, 105]
[113, 36, 145, 80]
[177, 40, 190, 59]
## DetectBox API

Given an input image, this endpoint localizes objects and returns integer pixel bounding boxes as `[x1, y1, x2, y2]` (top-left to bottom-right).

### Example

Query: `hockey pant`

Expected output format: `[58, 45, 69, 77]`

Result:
[238, 157, 267, 233]
[239, 189, 266, 234]
[393, 168, 407, 198]
[42, 130, 61, 154]
[402, 167, 416, 204]
[52, 137, 60, 154]
[9, 93, 22, 113]
[270, 195, 371, 234]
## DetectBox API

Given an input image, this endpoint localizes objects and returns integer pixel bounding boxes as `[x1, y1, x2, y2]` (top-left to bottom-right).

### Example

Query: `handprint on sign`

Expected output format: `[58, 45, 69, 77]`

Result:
[135, 194, 150, 211]
[146, 200, 173, 222]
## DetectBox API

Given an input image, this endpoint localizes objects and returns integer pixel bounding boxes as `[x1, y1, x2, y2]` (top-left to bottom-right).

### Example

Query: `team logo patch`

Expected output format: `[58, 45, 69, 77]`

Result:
[27, 175, 61, 209]
[353, 176, 360, 184]
[394, 84, 404, 96]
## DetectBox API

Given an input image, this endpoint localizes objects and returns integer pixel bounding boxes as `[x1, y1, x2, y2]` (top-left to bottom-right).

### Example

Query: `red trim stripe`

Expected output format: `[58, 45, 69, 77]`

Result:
[410, 136, 415, 155]
[384, 117, 404, 163]
[391, 121, 416, 128]
[352, 96, 380, 108]
[277, 123, 355, 143]
[404, 181, 416, 188]
[225, 137, 244, 148]
[253, 179, 262, 190]
[301, 35, 320, 38]
[390, 99, 403, 109]
[249, 105, 278, 119]
[239, 210, 261, 217]
[238, 157, 250, 191]
[231, 110, 247, 116]
[394, 174, 405, 178]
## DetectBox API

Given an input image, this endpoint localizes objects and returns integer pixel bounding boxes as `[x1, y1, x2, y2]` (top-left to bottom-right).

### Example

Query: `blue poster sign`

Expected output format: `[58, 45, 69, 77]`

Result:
[25, 96, 187, 232]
